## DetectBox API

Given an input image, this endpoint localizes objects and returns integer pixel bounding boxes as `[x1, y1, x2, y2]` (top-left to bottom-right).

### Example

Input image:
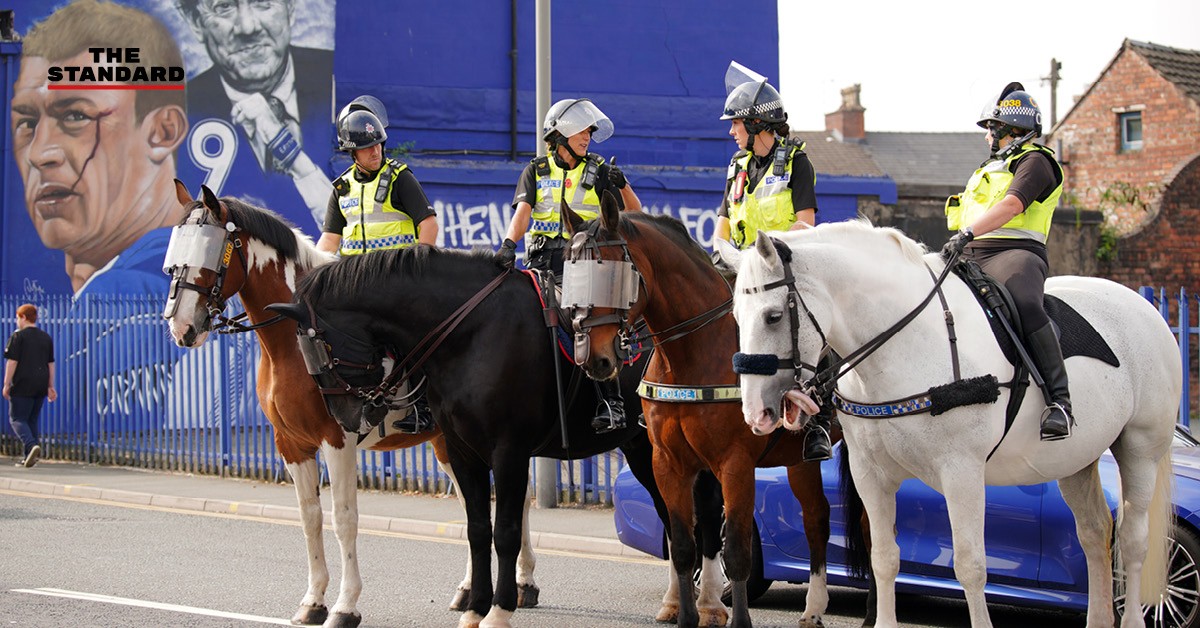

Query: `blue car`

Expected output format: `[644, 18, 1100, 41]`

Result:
[614, 425, 1200, 627]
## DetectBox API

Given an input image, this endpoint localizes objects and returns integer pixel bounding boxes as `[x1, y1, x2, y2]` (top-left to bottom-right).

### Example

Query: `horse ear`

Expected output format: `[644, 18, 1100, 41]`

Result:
[200, 185, 221, 218]
[265, 302, 311, 327]
[173, 179, 193, 207]
[714, 237, 741, 268]
[562, 198, 585, 235]
[600, 190, 620, 233]
[754, 231, 779, 268]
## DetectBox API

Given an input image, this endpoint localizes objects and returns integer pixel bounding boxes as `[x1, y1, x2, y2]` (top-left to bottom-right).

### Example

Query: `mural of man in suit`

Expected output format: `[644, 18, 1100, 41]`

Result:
[178, 0, 334, 228]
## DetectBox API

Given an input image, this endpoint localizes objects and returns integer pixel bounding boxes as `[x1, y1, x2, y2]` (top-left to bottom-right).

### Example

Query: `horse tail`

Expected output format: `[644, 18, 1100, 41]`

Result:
[1138, 451, 1175, 604]
[840, 440, 870, 581]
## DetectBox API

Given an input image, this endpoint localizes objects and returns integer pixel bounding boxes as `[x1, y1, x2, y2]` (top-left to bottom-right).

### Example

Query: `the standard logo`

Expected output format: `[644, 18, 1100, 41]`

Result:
[47, 48, 184, 88]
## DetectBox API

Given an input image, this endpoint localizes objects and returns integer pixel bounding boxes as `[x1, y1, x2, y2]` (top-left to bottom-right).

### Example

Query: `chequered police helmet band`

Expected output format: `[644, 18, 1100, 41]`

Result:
[995, 105, 1038, 119]
[729, 99, 783, 118]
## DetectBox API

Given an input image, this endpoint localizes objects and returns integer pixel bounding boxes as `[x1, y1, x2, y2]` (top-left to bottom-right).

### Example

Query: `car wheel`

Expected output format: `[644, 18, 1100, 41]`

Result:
[1114, 524, 1200, 628]
[692, 521, 773, 607]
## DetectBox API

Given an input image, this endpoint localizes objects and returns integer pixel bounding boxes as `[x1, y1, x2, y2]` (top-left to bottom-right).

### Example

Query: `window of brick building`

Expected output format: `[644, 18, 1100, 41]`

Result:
[1120, 112, 1143, 151]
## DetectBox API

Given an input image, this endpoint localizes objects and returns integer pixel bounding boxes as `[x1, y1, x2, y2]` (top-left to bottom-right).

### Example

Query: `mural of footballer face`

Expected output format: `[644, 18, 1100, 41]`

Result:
[10, 1, 188, 292]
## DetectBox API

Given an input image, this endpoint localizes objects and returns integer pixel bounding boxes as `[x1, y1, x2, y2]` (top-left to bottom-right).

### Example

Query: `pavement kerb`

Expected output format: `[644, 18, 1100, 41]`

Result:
[0, 476, 643, 559]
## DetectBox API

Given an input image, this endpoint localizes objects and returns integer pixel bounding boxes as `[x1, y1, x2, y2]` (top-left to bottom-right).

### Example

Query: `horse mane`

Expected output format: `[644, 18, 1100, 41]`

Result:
[620, 212, 714, 269]
[295, 245, 501, 305]
[219, 196, 330, 271]
[779, 218, 930, 266]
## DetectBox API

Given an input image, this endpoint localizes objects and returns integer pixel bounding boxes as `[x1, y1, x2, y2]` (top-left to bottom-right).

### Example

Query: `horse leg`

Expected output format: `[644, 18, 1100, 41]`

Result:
[479, 455, 530, 628]
[515, 482, 539, 607]
[1058, 460, 1116, 628]
[1110, 446, 1174, 628]
[320, 441, 363, 628]
[693, 471, 729, 628]
[787, 462, 831, 628]
[442, 461, 473, 612]
[655, 460, 702, 628]
[620, 438, 685, 622]
[713, 460, 756, 628]
[940, 473, 993, 628]
[451, 451, 494, 628]
[846, 454, 902, 628]
[285, 457, 330, 626]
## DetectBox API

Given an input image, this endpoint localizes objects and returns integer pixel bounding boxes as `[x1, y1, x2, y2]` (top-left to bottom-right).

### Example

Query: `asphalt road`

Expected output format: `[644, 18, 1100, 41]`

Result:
[0, 489, 1089, 628]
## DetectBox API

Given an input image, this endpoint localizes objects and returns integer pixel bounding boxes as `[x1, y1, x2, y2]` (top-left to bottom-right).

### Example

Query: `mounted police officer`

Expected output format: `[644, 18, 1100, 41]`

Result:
[497, 98, 642, 433]
[715, 61, 818, 251]
[317, 95, 438, 434]
[942, 82, 1072, 441]
[717, 62, 830, 462]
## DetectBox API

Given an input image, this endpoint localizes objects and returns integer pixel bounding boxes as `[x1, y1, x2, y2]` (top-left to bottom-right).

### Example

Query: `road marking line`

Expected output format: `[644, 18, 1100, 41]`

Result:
[11, 588, 292, 625]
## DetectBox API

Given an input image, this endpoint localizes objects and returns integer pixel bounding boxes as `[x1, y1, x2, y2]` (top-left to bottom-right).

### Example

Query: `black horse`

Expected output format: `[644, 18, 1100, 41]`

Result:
[273, 246, 725, 628]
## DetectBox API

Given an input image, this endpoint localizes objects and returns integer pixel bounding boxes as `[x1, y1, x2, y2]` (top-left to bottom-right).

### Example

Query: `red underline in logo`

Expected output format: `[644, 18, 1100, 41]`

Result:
[48, 84, 184, 90]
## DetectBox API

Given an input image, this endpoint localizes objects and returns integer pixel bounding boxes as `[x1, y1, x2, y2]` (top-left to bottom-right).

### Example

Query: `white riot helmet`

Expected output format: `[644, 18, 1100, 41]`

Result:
[542, 98, 614, 144]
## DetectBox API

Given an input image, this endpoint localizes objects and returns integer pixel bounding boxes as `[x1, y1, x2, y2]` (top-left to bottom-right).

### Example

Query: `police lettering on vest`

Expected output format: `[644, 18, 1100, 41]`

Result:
[725, 141, 808, 249]
[335, 158, 418, 255]
[527, 154, 606, 243]
[945, 144, 1064, 244]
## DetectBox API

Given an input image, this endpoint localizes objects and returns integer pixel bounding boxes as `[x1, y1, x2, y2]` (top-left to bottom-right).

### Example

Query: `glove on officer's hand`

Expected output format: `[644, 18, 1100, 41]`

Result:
[496, 238, 517, 268]
[940, 228, 974, 261]
[607, 164, 627, 190]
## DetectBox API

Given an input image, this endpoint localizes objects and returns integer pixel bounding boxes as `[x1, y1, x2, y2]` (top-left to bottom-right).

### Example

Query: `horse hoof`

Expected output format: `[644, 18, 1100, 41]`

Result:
[321, 612, 361, 628]
[449, 587, 470, 612]
[517, 584, 540, 608]
[798, 618, 825, 628]
[698, 606, 729, 627]
[457, 611, 484, 628]
[291, 604, 328, 625]
[655, 602, 679, 623]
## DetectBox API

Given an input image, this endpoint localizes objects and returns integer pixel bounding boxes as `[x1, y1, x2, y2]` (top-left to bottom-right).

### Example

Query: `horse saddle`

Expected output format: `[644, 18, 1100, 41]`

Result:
[953, 261, 1120, 369]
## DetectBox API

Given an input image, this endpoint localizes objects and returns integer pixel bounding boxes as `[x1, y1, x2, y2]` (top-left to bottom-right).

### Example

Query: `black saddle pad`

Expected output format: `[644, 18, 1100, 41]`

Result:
[955, 263, 1120, 369]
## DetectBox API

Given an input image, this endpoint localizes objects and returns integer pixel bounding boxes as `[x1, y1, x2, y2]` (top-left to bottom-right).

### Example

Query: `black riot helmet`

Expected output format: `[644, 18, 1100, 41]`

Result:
[720, 61, 787, 126]
[338, 95, 389, 128]
[337, 109, 387, 152]
[978, 82, 1042, 136]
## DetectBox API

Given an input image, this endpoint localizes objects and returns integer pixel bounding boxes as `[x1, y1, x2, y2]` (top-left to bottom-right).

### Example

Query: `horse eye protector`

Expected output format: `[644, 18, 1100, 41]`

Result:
[162, 222, 234, 274]
[560, 259, 640, 310]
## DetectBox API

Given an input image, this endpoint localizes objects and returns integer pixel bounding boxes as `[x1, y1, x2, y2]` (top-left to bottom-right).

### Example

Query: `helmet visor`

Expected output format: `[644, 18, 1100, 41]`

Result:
[549, 99, 614, 143]
[338, 95, 389, 128]
[725, 60, 768, 96]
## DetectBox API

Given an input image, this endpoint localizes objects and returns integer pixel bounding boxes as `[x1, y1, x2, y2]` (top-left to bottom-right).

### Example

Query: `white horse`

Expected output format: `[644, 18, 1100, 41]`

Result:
[717, 222, 1179, 628]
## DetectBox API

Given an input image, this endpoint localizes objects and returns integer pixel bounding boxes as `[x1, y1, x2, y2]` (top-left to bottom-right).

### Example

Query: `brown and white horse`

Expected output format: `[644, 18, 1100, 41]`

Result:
[163, 182, 537, 628]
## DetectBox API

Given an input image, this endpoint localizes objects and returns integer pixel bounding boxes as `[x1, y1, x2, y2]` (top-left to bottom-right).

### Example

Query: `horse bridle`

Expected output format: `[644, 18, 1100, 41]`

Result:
[732, 238, 961, 402]
[163, 205, 245, 324]
[565, 220, 735, 364]
[563, 220, 642, 366]
[162, 204, 284, 334]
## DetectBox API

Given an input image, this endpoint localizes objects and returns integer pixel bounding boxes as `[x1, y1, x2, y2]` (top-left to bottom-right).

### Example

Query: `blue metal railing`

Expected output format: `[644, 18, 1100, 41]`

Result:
[1140, 287, 1199, 430]
[0, 294, 620, 505]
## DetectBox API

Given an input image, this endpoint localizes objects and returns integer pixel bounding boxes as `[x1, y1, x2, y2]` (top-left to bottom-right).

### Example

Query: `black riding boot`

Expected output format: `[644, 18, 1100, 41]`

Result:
[803, 397, 834, 462]
[1026, 323, 1073, 441]
[592, 379, 626, 434]
[392, 393, 436, 434]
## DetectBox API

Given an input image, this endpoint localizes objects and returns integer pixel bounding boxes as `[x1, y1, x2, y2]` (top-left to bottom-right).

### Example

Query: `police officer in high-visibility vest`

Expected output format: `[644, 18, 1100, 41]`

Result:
[715, 61, 817, 251]
[716, 62, 830, 462]
[497, 98, 642, 433]
[942, 82, 1072, 441]
[316, 96, 438, 433]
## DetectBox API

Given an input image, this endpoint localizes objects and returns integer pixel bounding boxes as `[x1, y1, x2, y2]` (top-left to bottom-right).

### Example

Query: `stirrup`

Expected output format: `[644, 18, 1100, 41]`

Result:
[1039, 404, 1072, 441]
[803, 426, 833, 462]
[591, 401, 625, 434]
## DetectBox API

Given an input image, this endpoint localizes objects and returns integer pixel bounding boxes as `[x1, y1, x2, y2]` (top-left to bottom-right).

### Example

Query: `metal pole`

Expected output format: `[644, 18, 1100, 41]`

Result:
[534, 0, 558, 510]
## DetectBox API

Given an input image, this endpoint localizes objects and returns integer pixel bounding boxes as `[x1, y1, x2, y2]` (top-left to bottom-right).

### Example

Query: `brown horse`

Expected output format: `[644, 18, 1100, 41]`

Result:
[562, 194, 873, 628]
[162, 183, 538, 628]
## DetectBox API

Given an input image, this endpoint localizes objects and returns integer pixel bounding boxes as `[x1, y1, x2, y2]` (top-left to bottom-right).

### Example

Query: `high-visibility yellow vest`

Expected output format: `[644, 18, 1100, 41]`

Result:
[725, 141, 808, 249]
[528, 154, 604, 241]
[945, 144, 1063, 243]
[335, 159, 419, 255]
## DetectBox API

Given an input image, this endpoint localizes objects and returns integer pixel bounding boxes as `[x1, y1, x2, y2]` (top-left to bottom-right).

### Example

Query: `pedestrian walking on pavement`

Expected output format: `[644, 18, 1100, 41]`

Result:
[4, 304, 56, 467]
